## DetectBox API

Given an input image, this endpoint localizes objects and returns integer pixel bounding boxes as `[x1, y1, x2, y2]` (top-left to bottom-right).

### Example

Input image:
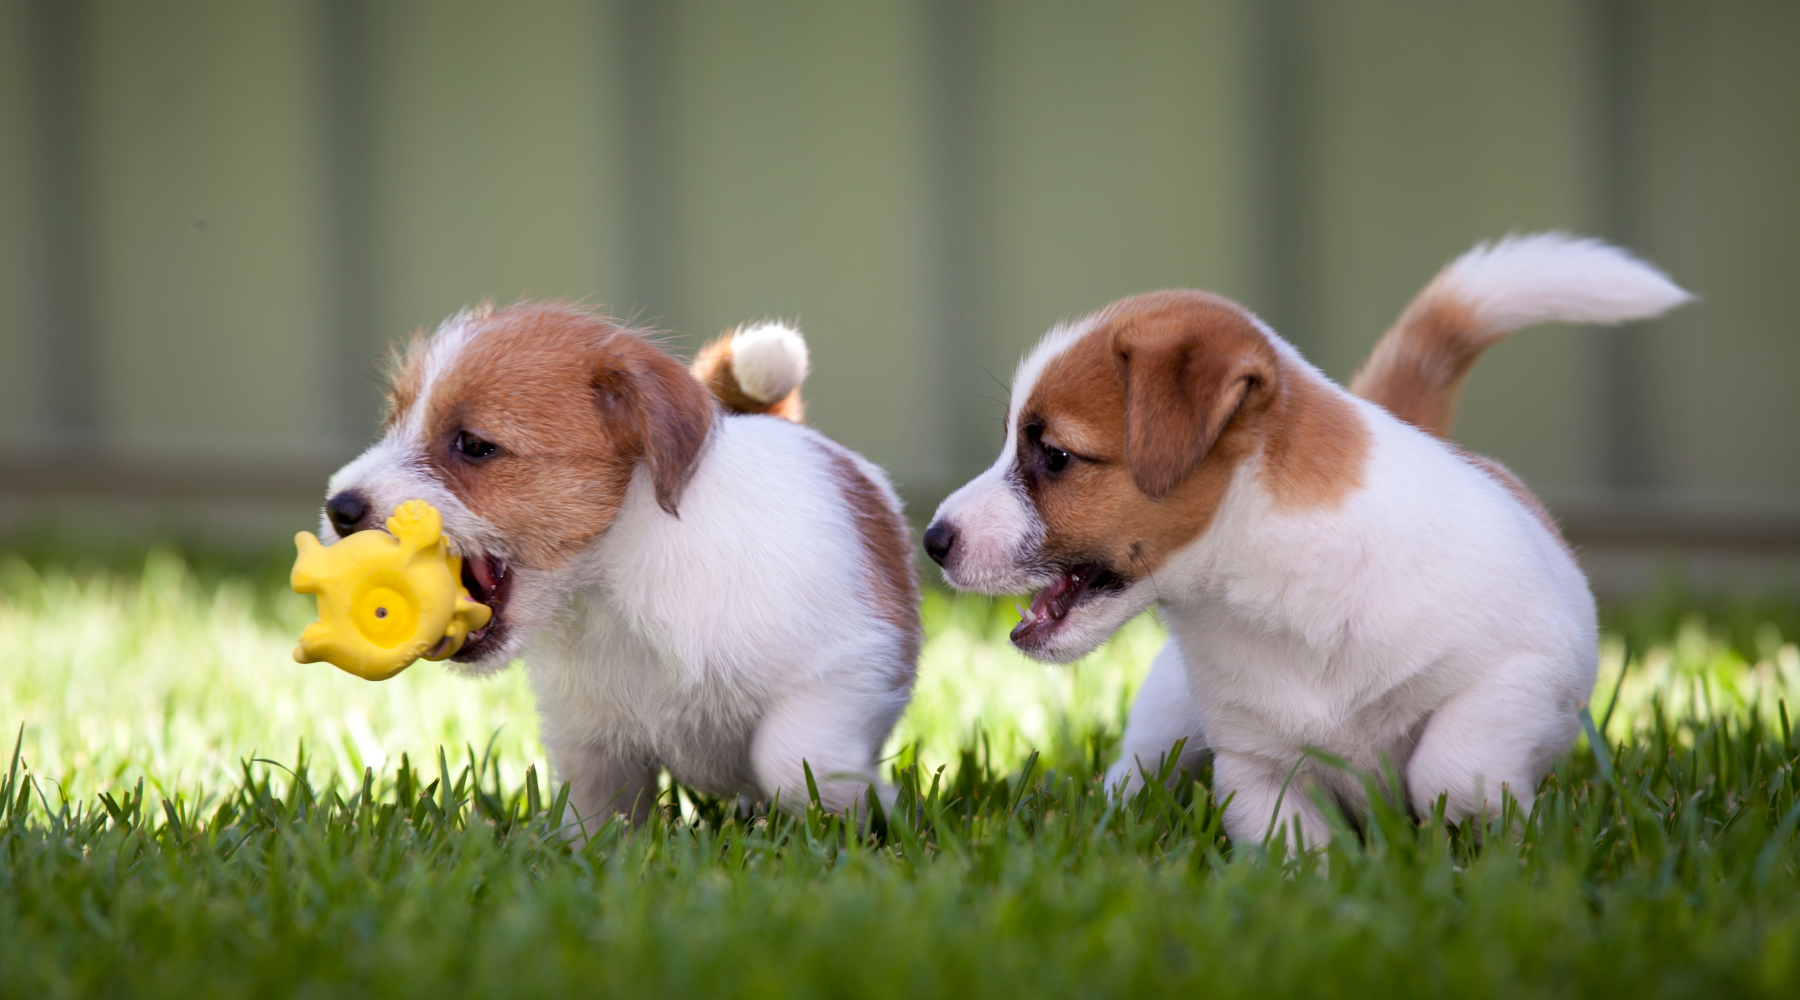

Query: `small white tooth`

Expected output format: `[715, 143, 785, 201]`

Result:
[1016, 602, 1028, 621]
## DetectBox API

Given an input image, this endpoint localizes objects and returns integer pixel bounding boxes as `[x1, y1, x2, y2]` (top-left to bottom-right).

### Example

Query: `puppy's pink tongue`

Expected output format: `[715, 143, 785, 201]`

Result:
[1025, 573, 1073, 625]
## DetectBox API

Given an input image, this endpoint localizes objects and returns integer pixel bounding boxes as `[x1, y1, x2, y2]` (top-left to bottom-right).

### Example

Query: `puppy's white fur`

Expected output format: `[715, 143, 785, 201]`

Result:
[324, 310, 913, 833]
[523, 421, 911, 825]
[1440, 233, 1691, 332]
[931, 234, 1689, 848]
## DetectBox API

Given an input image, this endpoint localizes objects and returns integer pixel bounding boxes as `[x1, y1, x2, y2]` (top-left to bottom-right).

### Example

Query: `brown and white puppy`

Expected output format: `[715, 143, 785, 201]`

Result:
[924, 234, 1689, 847]
[322, 306, 919, 830]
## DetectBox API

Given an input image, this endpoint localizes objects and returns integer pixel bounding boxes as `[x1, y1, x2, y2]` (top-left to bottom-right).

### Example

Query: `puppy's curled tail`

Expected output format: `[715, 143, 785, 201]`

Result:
[1349, 232, 1691, 438]
[691, 321, 810, 423]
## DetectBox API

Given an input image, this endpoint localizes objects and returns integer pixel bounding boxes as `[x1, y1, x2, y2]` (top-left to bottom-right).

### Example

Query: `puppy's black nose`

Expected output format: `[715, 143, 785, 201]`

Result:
[923, 521, 956, 568]
[325, 491, 370, 538]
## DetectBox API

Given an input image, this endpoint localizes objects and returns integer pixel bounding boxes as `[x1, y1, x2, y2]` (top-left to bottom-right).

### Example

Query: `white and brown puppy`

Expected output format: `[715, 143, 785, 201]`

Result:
[924, 234, 1689, 847]
[322, 305, 918, 830]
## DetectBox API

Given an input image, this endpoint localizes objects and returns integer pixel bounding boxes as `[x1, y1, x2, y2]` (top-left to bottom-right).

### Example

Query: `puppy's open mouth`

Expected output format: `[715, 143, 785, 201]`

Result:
[1011, 563, 1117, 645]
[452, 553, 512, 660]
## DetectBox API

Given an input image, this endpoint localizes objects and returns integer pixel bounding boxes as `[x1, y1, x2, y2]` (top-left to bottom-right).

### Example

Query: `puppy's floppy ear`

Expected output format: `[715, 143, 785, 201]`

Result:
[595, 338, 715, 516]
[1113, 302, 1275, 499]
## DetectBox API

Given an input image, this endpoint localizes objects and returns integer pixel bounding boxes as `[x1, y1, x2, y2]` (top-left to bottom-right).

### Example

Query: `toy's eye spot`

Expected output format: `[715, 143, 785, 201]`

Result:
[455, 430, 497, 460]
[353, 584, 415, 648]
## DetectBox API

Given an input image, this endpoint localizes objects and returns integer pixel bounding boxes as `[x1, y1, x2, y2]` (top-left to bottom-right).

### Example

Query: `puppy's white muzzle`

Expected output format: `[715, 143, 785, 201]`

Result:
[926, 460, 1044, 594]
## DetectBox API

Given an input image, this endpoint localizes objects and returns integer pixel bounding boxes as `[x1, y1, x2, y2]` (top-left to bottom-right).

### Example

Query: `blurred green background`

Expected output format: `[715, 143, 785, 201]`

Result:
[1, 0, 1796, 596]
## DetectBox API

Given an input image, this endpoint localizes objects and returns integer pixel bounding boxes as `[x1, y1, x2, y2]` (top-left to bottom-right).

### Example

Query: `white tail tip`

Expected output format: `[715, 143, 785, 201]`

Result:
[731, 322, 810, 403]
[1440, 232, 1693, 334]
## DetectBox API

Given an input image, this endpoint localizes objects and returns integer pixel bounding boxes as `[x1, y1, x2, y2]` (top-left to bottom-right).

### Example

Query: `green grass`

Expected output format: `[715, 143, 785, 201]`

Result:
[3, 550, 1799, 998]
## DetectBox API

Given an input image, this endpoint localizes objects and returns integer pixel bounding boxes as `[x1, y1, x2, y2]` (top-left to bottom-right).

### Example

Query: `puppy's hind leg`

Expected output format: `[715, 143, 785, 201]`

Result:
[1106, 639, 1207, 796]
[1405, 658, 1584, 827]
[750, 679, 907, 819]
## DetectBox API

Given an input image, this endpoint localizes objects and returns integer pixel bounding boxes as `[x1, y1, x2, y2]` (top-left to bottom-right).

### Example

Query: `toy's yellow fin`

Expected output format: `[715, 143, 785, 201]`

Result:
[290, 532, 327, 594]
[386, 499, 442, 554]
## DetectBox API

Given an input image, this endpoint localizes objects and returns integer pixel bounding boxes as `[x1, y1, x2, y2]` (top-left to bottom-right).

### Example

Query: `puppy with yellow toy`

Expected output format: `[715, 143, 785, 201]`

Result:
[292, 309, 917, 833]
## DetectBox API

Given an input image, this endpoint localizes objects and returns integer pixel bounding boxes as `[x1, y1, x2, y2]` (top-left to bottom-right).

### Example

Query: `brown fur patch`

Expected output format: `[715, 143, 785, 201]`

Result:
[808, 440, 921, 682]
[692, 332, 806, 422]
[1349, 286, 1493, 438]
[409, 304, 715, 569]
[1020, 290, 1369, 582]
[1260, 358, 1374, 512]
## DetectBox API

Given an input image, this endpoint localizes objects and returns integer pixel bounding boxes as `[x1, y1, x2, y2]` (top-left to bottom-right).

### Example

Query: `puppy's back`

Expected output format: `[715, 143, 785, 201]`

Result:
[597, 413, 919, 691]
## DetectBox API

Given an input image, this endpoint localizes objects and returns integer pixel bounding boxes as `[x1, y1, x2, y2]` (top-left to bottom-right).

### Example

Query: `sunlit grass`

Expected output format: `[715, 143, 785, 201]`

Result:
[7, 546, 1792, 805]
[0, 551, 541, 803]
[6, 549, 1794, 804]
[894, 588, 1163, 772]
[1597, 624, 1800, 744]
[0, 550, 1168, 805]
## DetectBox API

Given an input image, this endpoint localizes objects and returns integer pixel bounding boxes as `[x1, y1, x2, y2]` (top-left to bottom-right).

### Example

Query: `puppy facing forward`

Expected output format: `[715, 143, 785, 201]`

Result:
[321, 305, 919, 830]
[924, 234, 1689, 847]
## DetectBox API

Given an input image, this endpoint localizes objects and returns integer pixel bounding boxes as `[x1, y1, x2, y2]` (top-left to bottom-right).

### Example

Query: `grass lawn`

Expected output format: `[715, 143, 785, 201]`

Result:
[3, 549, 1799, 998]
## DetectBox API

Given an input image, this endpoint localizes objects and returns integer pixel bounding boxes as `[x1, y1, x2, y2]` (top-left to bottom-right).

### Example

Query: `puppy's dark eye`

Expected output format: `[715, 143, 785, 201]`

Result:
[455, 430, 497, 460]
[1043, 443, 1070, 472]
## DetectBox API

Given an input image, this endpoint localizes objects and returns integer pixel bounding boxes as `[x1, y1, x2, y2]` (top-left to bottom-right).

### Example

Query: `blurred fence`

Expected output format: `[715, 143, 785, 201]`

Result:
[1, 0, 1797, 592]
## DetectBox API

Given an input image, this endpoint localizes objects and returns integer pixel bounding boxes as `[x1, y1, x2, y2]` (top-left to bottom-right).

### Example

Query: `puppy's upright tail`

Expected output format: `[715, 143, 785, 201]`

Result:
[691, 321, 810, 423]
[1349, 233, 1691, 438]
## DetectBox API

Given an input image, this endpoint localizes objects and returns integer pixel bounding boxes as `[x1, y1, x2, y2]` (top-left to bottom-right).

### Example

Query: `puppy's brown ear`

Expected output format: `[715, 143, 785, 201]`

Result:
[596, 338, 716, 516]
[1114, 302, 1275, 499]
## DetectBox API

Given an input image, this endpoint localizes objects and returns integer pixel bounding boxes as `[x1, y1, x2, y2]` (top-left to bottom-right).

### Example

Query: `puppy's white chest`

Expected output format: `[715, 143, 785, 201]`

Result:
[1169, 601, 1435, 766]
[526, 591, 763, 756]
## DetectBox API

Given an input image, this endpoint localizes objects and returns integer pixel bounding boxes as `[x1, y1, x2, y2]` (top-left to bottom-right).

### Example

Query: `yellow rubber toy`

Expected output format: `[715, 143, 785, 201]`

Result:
[290, 499, 492, 681]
